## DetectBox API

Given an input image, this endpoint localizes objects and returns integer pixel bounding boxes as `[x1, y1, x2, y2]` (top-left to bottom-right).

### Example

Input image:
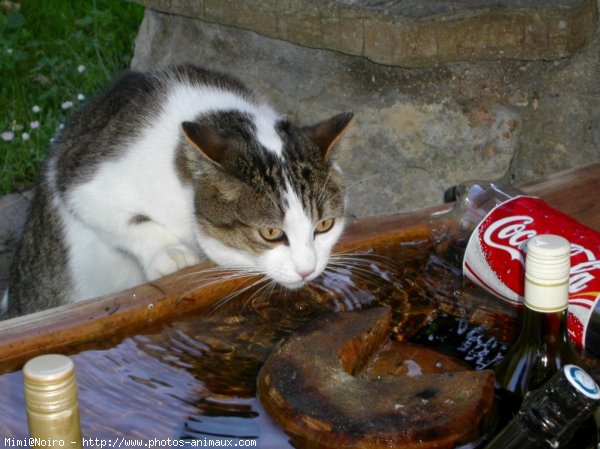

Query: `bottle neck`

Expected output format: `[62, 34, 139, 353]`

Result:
[488, 365, 600, 449]
[519, 304, 569, 344]
[493, 304, 578, 399]
[524, 270, 570, 314]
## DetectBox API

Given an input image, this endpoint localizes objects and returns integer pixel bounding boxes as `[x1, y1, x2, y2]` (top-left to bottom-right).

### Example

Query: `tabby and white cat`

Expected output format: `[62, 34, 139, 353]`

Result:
[2, 64, 353, 318]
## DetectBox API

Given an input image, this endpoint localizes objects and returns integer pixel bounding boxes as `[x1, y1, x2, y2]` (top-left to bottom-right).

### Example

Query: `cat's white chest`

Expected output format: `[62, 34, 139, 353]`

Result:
[58, 123, 202, 300]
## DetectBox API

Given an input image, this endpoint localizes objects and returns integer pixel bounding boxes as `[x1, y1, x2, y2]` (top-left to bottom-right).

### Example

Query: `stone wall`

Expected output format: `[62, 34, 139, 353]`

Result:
[134, 0, 597, 67]
[130, 0, 600, 217]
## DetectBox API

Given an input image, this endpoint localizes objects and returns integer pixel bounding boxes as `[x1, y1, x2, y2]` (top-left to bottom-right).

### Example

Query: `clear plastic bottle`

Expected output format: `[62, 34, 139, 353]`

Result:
[430, 181, 600, 357]
[23, 354, 83, 449]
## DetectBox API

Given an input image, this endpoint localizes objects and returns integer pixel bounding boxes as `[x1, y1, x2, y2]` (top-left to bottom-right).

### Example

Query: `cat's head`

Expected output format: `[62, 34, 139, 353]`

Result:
[179, 110, 353, 289]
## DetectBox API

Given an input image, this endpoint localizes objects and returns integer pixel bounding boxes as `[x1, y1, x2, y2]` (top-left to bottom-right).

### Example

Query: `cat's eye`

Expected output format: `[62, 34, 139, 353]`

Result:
[315, 218, 335, 234]
[259, 227, 286, 242]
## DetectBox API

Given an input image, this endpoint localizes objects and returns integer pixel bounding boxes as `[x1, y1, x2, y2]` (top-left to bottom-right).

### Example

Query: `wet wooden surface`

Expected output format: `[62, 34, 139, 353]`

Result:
[0, 162, 598, 369]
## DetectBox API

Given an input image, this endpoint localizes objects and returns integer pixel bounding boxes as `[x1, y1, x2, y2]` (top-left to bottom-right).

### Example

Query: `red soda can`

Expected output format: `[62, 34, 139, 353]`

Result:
[463, 195, 600, 353]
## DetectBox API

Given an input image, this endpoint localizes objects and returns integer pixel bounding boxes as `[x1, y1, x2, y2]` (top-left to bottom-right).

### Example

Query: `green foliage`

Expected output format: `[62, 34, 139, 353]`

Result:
[0, 0, 144, 193]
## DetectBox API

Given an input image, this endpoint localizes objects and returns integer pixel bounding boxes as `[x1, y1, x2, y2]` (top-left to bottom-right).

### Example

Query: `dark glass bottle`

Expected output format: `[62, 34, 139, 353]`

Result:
[484, 364, 600, 449]
[493, 306, 580, 416]
[494, 235, 580, 407]
[492, 235, 597, 448]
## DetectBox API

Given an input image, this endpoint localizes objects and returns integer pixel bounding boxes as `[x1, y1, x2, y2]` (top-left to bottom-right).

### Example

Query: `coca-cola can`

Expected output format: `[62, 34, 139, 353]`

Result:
[463, 196, 600, 354]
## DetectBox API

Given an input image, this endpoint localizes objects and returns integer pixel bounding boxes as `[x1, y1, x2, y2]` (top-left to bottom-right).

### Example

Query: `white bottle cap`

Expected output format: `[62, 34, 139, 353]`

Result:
[525, 234, 570, 313]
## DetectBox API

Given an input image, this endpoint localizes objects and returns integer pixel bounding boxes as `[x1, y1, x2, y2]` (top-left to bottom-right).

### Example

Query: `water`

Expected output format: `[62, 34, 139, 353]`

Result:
[0, 246, 517, 447]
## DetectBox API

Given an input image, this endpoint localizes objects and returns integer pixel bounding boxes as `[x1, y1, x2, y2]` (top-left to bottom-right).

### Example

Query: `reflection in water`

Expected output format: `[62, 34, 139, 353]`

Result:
[0, 248, 512, 447]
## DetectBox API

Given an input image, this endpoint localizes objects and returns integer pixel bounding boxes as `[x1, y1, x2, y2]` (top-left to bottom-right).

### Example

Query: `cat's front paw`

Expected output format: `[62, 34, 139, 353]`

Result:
[146, 245, 200, 280]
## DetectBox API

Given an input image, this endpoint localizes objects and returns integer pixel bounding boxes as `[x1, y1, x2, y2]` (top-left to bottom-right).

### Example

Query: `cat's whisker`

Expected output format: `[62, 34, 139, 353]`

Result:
[262, 186, 283, 211]
[330, 244, 390, 258]
[330, 174, 381, 204]
[328, 262, 400, 285]
[172, 265, 268, 308]
[327, 257, 396, 273]
[173, 266, 238, 282]
[315, 169, 334, 208]
[233, 282, 271, 315]
[328, 253, 395, 268]
[244, 278, 280, 314]
[322, 251, 402, 287]
[179, 269, 256, 290]
[330, 251, 400, 270]
[323, 265, 378, 288]
[206, 275, 270, 314]
[326, 260, 378, 275]
[177, 264, 264, 281]
[317, 269, 370, 307]
[327, 266, 390, 288]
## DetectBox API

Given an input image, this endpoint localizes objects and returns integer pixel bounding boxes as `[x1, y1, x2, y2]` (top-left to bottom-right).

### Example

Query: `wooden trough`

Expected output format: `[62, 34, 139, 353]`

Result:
[0, 162, 599, 370]
[0, 163, 599, 446]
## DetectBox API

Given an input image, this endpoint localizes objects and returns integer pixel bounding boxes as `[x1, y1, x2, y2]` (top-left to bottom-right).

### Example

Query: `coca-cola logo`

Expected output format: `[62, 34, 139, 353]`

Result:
[467, 195, 600, 349]
[480, 215, 600, 297]
[482, 215, 536, 265]
[570, 244, 600, 295]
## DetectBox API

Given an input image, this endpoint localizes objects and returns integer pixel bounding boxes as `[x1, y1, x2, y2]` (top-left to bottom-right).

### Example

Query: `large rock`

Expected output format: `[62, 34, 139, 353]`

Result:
[130, 1, 600, 216]
[134, 0, 597, 67]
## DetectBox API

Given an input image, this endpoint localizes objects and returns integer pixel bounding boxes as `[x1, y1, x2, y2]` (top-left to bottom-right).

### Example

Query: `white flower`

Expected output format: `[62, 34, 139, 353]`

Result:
[77, 93, 85, 101]
[77, 64, 86, 73]
[6, 48, 13, 55]
[32, 105, 41, 113]
[22, 132, 30, 141]
[61, 101, 74, 110]
[58, 123, 65, 130]
[1, 131, 15, 141]
[30, 121, 40, 129]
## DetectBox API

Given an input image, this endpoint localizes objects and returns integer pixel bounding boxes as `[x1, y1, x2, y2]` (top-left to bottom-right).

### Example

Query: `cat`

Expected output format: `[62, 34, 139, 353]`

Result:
[1, 64, 353, 318]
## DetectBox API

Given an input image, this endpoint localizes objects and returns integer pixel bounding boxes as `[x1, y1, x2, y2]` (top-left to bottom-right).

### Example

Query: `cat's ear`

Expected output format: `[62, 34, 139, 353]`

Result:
[182, 121, 234, 169]
[302, 112, 354, 160]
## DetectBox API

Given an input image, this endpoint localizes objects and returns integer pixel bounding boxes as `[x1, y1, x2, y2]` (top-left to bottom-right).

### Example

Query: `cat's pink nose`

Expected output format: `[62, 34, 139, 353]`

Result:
[298, 268, 315, 279]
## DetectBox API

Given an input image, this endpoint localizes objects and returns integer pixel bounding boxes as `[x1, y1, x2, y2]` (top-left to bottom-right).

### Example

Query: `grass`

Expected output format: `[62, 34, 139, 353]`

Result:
[0, 0, 144, 194]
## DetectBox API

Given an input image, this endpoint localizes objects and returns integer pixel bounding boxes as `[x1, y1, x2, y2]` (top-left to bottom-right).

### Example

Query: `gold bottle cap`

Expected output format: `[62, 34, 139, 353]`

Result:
[525, 234, 570, 312]
[23, 354, 78, 413]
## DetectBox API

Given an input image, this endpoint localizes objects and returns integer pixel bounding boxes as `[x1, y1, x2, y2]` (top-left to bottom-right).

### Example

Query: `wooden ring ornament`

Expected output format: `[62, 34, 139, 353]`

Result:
[257, 307, 495, 449]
